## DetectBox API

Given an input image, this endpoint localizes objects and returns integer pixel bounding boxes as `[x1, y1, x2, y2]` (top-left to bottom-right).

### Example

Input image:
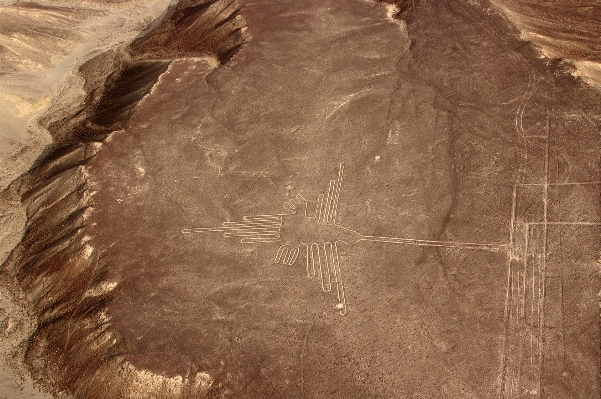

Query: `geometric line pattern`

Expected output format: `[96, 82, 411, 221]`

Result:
[501, 113, 601, 398]
[184, 163, 510, 315]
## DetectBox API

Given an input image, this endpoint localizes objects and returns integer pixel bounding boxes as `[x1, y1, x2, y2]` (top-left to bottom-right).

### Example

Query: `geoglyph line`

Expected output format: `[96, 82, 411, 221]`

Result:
[500, 110, 601, 398]
[502, 114, 550, 398]
[182, 215, 284, 243]
[537, 116, 550, 398]
[185, 162, 510, 315]
[358, 235, 507, 251]
[517, 181, 601, 187]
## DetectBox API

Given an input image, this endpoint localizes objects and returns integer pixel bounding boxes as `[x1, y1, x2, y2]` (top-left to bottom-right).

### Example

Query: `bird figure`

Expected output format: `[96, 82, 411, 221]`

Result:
[183, 163, 351, 315]
[183, 163, 507, 315]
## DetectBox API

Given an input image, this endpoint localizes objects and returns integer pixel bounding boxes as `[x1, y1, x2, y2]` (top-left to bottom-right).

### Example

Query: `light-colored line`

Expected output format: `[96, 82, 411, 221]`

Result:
[359, 236, 507, 252]
[321, 242, 332, 292]
[224, 231, 281, 237]
[512, 265, 521, 399]
[515, 76, 532, 138]
[331, 244, 340, 285]
[316, 194, 324, 224]
[224, 232, 280, 238]
[224, 226, 280, 233]
[228, 217, 283, 223]
[331, 164, 344, 225]
[516, 72, 535, 187]
[309, 243, 323, 290]
[283, 202, 295, 214]
[516, 71, 531, 137]
[285, 246, 299, 265]
[222, 222, 282, 229]
[518, 93, 526, 136]
[522, 135, 547, 139]
[516, 223, 529, 397]
[222, 224, 281, 230]
[243, 214, 285, 220]
[331, 178, 339, 223]
[526, 225, 534, 367]
[521, 234, 527, 323]
[222, 226, 281, 232]
[327, 178, 337, 223]
[324, 180, 334, 224]
[283, 248, 298, 265]
[509, 252, 517, 398]
[509, 185, 517, 258]
[501, 266, 512, 398]
[226, 230, 281, 237]
[516, 181, 601, 187]
[236, 217, 282, 224]
[239, 220, 282, 226]
[225, 234, 280, 241]
[556, 160, 568, 365]
[193, 227, 227, 232]
[332, 241, 346, 315]
[275, 245, 286, 263]
[534, 226, 540, 367]
[300, 243, 313, 278]
[528, 221, 601, 226]
[532, 226, 540, 372]
[538, 116, 550, 398]
[531, 225, 543, 388]
[241, 237, 280, 243]
[242, 219, 283, 225]
[182, 227, 223, 234]
[521, 139, 528, 185]
[299, 322, 313, 399]
[500, 184, 518, 398]
[321, 184, 329, 224]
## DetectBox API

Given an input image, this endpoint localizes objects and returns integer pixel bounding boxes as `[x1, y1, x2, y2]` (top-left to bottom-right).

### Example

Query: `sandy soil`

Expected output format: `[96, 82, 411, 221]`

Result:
[83, 0, 599, 397]
[0, 0, 600, 398]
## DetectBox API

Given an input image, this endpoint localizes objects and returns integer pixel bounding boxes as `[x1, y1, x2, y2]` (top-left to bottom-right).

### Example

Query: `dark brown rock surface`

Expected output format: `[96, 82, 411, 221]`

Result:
[1, 0, 600, 398]
[85, 0, 600, 397]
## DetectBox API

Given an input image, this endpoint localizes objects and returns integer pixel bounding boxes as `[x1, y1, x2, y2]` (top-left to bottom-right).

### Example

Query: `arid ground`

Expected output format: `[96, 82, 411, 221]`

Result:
[0, 0, 600, 398]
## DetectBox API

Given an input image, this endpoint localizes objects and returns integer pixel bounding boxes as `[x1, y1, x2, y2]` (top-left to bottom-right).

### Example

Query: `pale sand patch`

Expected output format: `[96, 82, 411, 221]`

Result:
[573, 60, 601, 91]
